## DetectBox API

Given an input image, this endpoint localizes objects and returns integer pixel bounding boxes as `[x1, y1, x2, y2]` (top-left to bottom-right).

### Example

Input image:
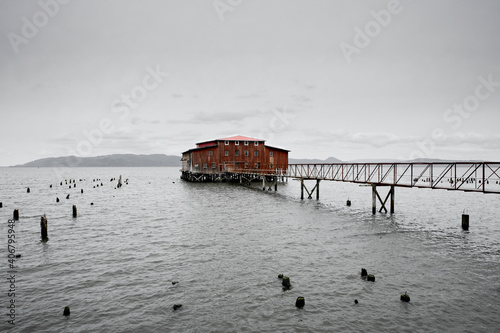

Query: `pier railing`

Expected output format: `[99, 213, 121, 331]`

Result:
[287, 162, 500, 194]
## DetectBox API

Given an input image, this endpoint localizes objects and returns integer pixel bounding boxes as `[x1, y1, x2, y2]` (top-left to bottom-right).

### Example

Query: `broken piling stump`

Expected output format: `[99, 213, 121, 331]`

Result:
[41, 215, 48, 241]
[295, 297, 305, 308]
[282, 276, 291, 289]
[13, 209, 19, 220]
[72, 205, 77, 218]
[462, 213, 469, 231]
[63, 306, 70, 316]
[400, 292, 410, 302]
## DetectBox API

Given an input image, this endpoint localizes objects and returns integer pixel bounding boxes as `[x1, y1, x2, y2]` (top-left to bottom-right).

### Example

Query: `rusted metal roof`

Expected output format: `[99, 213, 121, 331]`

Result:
[196, 135, 263, 146]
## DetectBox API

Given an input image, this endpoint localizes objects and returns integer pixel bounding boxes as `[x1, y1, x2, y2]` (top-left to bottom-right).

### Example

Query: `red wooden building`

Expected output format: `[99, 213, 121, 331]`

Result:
[181, 135, 289, 179]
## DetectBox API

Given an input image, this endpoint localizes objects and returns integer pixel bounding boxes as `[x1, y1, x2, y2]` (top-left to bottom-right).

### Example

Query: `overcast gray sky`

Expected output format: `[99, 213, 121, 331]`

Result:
[1, 0, 499, 166]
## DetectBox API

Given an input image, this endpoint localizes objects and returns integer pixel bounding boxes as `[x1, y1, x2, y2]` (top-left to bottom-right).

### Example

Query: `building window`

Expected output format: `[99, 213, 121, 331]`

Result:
[244, 150, 249, 156]
[244, 141, 249, 146]
[225, 140, 229, 145]
[225, 151, 229, 156]
[195, 163, 199, 168]
[270, 151, 274, 157]
[209, 151, 213, 156]
[235, 150, 239, 156]
[212, 162, 216, 168]
[235, 141, 239, 145]
[270, 163, 273, 168]
[255, 163, 259, 169]
[203, 163, 207, 169]
[244, 163, 248, 168]
[254, 141, 259, 146]
[254, 151, 258, 156]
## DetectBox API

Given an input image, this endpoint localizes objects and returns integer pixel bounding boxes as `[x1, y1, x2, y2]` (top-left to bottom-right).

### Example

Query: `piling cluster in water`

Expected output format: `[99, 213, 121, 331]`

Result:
[1, 174, 129, 317]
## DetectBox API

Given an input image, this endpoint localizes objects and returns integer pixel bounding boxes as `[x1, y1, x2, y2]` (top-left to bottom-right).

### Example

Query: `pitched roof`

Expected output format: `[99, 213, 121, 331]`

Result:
[196, 135, 264, 145]
[217, 135, 264, 142]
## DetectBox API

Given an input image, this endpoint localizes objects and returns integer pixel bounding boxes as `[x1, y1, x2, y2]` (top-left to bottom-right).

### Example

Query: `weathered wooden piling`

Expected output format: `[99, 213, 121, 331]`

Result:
[66, 194, 70, 199]
[40, 215, 48, 241]
[50, 184, 52, 188]
[56, 197, 60, 203]
[27, 187, 30, 193]
[63, 306, 70, 316]
[347, 199, 351, 206]
[367, 274, 375, 282]
[462, 214, 469, 231]
[354, 299, 358, 304]
[282, 276, 291, 288]
[72, 205, 77, 218]
[13, 209, 19, 220]
[173, 304, 182, 310]
[361, 268, 367, 277]
[400, 292, 410, 302]
[81, 189, 83, 194]
[295, 297, 305, 308]
[0, 202, 2, 208]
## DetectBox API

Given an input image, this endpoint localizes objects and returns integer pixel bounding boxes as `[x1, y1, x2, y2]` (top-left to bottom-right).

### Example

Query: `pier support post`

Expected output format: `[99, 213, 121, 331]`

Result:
[301, 179, 304, 200]
[372, 185, 395, 214]
[372, 184, 376, 214]
[390, 186, 395, 214]
[263, 177, 266, 191]
[274, 176, 278, 191]
[316, 179, 320, 200]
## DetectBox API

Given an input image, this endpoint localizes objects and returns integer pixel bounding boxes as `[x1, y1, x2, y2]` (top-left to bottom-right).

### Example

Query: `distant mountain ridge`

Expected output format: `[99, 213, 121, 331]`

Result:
[14, 154, 479, 168]
[14, 154, 181, 167]
[289, 156, 342, 164]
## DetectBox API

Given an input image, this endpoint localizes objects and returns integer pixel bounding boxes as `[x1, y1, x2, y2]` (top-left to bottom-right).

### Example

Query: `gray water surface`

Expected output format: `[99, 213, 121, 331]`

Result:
[0, 167, 499, 332]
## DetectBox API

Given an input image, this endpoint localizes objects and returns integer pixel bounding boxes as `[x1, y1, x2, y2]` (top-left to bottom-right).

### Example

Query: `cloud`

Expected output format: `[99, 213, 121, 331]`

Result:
[130, 117, 161, 125]
[169, 110, 259, 125]
[291, 94, 312, 103]
[296, 130, 416, 148]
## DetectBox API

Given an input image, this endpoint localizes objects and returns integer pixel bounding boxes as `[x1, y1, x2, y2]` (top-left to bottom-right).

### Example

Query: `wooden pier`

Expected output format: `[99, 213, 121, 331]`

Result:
[288, 162, 500, 213]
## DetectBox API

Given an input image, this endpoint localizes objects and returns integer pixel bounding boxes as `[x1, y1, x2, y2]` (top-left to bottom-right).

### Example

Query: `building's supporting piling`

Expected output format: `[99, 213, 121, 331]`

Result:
[13, 209, 19, 220]
[72, 205, 77, 218]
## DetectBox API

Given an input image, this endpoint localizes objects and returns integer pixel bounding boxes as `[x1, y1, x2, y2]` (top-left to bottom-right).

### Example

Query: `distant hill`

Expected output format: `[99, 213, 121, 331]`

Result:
[14, 154, 181, 167]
